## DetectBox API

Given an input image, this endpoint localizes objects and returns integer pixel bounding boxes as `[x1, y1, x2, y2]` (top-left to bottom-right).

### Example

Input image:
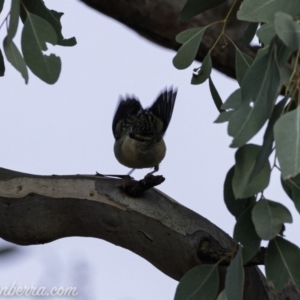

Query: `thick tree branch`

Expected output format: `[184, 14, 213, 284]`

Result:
[80, 0, 258, 79]
[0, 167, 299, 299]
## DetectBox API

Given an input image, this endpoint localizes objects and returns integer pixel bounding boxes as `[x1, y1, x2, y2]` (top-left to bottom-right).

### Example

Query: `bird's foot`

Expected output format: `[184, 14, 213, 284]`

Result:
[121, 174, 165, 197]
[95, 172, 133, 179]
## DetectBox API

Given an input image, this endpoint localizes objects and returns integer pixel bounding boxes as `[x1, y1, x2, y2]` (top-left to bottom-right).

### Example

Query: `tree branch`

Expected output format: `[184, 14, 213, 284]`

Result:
[80, 0, 258, 79]
[0, 167, 298, 299]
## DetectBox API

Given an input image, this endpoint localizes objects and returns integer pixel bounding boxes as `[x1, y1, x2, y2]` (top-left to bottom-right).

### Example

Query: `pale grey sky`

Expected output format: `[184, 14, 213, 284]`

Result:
[0, 1, 299, 299]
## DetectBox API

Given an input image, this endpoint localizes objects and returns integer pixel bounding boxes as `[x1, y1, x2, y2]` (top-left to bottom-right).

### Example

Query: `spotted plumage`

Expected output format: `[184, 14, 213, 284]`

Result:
[112, 87, 177, 173]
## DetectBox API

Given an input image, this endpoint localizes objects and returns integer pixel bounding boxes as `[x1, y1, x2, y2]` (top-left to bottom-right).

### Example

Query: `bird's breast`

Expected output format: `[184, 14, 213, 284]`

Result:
[114, 135, 166, 169]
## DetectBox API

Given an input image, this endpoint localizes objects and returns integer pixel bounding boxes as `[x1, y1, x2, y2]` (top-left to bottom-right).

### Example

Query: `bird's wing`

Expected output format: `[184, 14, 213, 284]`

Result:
[112, 97, 142, 139]
[149, 87, 177, 135]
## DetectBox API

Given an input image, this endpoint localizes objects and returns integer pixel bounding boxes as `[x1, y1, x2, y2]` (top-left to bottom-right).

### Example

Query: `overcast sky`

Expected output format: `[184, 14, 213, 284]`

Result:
[0, 1, 299, 299]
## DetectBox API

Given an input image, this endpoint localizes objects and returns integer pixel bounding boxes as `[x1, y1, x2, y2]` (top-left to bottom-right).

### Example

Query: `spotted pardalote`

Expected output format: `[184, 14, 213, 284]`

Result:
[112, 87, 177, 174]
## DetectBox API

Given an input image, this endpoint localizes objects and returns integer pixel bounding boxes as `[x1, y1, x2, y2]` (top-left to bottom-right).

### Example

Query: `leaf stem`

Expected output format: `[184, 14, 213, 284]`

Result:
[209, 0, 238, 53]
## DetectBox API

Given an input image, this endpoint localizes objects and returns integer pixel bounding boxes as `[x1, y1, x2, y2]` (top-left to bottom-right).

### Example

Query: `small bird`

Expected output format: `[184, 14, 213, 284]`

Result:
[112, 87, 177, 175]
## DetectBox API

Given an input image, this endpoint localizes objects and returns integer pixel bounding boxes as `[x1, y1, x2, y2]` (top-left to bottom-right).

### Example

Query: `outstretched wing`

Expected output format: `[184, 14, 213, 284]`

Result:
[112, 97, 142, 139]
[149, 87, 177, 135]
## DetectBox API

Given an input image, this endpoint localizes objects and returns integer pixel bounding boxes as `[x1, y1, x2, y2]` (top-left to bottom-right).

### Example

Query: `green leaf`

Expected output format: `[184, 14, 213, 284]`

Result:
[225, 247, 244, 300]
[221, 89, 241, 110]
[234, 204, 261, 263]
[216, 290, 227, 300]
[20, 0, 76, 46]
[233, 144, 271, 199]
[174, 265, 219, 300]
[276, 39, 293, 67]
[214, 111, 234, 123]
[252, 199, 292, 240]
[0, 49, 4, 76]
[242, 22, 259, 45]
[235, 48, 253, 86]
[6, 0, 20, 41]
[0, 0, 4, 14]
[274, 12, 300, 51]
[223, 166, 256, 219]
[191, 54, 212, 85]
[209, 77, 223, 112]
[276, 40, 293, 86]
[173, 27, 206, 69]
[265, 237, 300, 291]
[237, 0, 300, 23]
[274, 106, 300, 179]
[3, 38, 28, 83]
[21, 13, 61, 84]
[228, 42, 281, 148]
[250, 97, 288, 181]
[281, 175, 300, 214]
[257, 23, 276, 45]
[176, 28, 204, 44]
[179, 0, 226, 21]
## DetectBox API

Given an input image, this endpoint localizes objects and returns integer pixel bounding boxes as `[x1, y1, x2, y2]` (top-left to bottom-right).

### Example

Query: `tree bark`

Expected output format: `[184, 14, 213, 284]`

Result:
[80, 0, 258, 80]
[0, 167, 299, 299]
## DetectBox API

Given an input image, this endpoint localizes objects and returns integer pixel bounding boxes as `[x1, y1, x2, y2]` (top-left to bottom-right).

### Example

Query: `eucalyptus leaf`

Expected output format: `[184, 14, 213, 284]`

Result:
[174, 265, 219, 300]
[274, 12, 300, 51]
[7, 0, 20, 41]
[209, 77, 223, 112]
[221, 89, 241, 110]
[21, 13, 61, 84]
[281, 175, 300, 214]
[20, 0, 76, 46]
[176, 28, 204, 44]
[179, 0, 226, 21]
[237, 0, 300, 23]
[173, 27, 206, 69]
[0, 0, 4, 14]
[265, 237, 300, 291]
[252, 199, 292, 240]
[229, 42, 281, 148]
[242, 22, 259, 45]
[191, 54, 212, 85]
[233, 204, 261, 263]
[214, 111, 234, 123]
[0, 49, 4, 76]
[250, 97, 288, 180]
[216, 290, 227, 300]
[233, 144, 271, 199]
[3, 38, 28, 83]
[223, 166, 256, 219]
[276, 39, 293, 67]
[225, 247, 244, 300]
[274, 106, 300, 179]
[235, 48, 253, 86]
[257, 23, 276, 46]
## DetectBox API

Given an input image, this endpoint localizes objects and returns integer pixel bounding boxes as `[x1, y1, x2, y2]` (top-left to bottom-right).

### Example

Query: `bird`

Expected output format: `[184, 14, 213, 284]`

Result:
[112, 87, 177, 176]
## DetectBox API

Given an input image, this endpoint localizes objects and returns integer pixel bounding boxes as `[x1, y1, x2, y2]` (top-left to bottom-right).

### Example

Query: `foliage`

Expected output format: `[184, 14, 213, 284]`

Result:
[173, 0, 300, 298]
[0, 0, 76, 84]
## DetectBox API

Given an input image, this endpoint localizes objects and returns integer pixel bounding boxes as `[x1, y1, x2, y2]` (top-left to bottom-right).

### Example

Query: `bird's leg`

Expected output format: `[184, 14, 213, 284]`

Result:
[128, 168, 135, 176]
[145, 165, 159, 177]
[119, 169, 136, 190]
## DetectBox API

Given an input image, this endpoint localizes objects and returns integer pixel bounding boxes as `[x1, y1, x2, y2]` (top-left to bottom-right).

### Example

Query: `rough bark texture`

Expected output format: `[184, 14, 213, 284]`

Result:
[80, 0, 258, 79]
[0, 167, 299, 299]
